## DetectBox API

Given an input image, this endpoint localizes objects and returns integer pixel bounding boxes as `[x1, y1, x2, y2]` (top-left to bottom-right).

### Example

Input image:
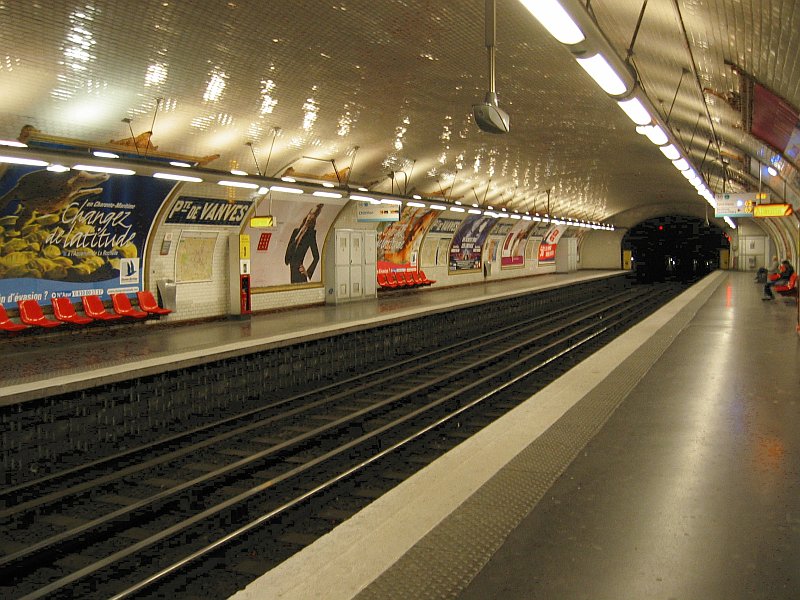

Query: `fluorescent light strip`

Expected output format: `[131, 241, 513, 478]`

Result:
[322, 182, 336, 188]
[617, 97, 651, 125]
[638, 124, 668, 145]
[170, 161, 192, 168]
[154, 172, 204, 182]
[313, 191, 343, 198]
[281, 176, 296, 182]
[407, 201, 427, 208]
[0, 140, 27, 147]
[659, 144, 680, 160]
[575, 54, 628, 96]
[522, 215, 532, 221]
[92, 151, 119, 159]
[350, 195, 376, 202]
[673, 158, 690, 171]
[270, 185, 303, 194]
[73, 164, 135, 175]
[429, 204, 447, 210]
[218, 180, 259, 189]
[518, 0, 585, 45]
[510, 214, 521, 219]
[230, 169, 248, 176]
[468, 208, 482, 214]
[0, 156, 48, 166]
[47, 164, 70, 173]
[449, 206, 465, 212]
[381, 199, 402, 205]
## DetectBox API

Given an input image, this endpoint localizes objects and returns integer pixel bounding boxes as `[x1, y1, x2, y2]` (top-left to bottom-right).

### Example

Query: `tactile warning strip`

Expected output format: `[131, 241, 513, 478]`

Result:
[354, 278, 722, 600]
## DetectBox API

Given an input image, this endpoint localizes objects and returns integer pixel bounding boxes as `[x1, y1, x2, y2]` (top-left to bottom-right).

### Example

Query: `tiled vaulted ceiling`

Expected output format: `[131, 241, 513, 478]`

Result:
[1, 0, 798, 229]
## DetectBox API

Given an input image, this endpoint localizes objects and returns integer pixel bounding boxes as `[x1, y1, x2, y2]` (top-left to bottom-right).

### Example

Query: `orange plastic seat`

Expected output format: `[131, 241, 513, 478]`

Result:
[52, 297, 94, 325]
[82, 295, 123, 320]
[136, 290, 172, 315]
[111, 293, 149, 319]
[0, 305, 29, 332]
[17, 299, 64, 328]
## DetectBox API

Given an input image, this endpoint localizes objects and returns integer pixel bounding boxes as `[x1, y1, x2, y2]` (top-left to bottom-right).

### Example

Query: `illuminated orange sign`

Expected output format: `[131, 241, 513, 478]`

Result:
[753, 203, 793, 217]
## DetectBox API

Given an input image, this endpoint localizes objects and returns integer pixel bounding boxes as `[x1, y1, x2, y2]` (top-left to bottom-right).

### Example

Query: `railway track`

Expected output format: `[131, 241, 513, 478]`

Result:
[0, 282, 685, 599]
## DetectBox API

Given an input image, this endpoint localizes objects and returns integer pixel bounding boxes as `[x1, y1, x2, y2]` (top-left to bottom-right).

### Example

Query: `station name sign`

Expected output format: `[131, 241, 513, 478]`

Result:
[753, 203, 793, 217]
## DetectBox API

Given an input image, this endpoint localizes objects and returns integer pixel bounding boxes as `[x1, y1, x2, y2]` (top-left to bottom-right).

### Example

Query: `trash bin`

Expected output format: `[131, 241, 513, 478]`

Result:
[156, 279, 177, 311]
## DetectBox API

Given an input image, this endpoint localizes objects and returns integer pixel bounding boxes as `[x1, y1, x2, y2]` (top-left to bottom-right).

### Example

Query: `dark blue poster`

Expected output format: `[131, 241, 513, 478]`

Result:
[0, 165, 175, 308]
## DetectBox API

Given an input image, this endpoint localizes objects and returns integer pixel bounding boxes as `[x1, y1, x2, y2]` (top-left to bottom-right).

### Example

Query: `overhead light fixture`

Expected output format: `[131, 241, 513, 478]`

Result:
[0, 139, 27, 148]
[518, 0, 585, 45]
[281, 176, 297, 182]
[154, 172, 203, 182]
[636, 124, 668, 146]
[47, 164, 70, 173]
[350, 194, 376, 202]
[575, 54, 628, 96]
[170, 161, 192, 168]
[449, 206, 465, 212]
[0, 155, 48, 166]
[672, 158, 690, 171]
[358, 187, 370, 192]
[73, 164, 135, 175]
[270, 185, 303, 194]
[380, 198, 402, 205]
[659, 144, 680, 160]
[767, 166, 778, 176]
[218, 180, 259, 189]
[322, 182, 336, 188]
[313, 191, 343, 198]
[468, 208, 482, 214]
[230, 169, 248, 176]
[412, 194, 422, 200]
[407, 201, 427, 208]
[430, 204, 447, 210]
[92, 151, 119, 159]
[257, 187, 270, 194]
[617, 97, 651, 125]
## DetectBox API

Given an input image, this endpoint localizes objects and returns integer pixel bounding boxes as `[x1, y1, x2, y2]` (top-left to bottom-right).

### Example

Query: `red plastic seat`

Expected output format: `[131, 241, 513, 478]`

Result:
[410, 271, 426, 286]
[775, 272, 798, 297]
[419, 270, 436, 285]
[111, 293, 149, 319]
[136, 290, 172, 315]
[386, 271, 403, 287]
[377, 272, 395, 289]
[17, 300, 64, 328]
[0, 305, 29, 332]
[82, 295, 123, 320]
[52, 297, 94, 325]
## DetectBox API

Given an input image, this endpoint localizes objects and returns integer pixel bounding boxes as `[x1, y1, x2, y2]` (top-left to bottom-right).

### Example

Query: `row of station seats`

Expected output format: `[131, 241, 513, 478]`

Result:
[0, 291, 172, 332]
[377, 270, 436, 290]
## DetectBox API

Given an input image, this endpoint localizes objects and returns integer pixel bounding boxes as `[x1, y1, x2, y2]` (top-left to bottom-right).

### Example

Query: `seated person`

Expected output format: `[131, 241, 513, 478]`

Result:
[755, 255, 779, 282]
[763, 260, 794, 300]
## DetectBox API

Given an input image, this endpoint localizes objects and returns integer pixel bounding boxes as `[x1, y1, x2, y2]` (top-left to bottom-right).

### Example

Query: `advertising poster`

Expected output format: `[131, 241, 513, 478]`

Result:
[244, 194, 342, 289]
[376, 206, 440, 274]
[448, 215, 495, 272]
[537, 224, 566, 265]
[0, 164, 175, 308]
[501, 220, 537, 268]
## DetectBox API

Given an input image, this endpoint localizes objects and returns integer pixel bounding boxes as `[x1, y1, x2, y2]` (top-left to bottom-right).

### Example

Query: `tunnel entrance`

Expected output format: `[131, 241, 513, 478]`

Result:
[622, 216, 730, 283]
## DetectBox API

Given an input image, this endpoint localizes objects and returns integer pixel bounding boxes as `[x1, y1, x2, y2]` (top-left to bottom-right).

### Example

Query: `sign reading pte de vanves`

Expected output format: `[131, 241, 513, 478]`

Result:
[753, 203, 794, 217]
[166, 197, 250, 225]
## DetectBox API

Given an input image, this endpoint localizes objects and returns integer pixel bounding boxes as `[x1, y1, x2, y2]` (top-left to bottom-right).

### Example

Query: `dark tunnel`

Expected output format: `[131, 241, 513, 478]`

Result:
[622, 216, 730, 283]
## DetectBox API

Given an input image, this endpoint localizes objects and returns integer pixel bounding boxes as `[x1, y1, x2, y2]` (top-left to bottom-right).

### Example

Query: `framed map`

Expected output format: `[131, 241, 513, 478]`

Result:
[175, 232, 218, 282]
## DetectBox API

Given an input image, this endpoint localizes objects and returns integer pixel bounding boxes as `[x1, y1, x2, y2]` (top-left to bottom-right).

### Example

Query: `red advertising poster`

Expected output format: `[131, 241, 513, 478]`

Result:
[376, 206, 440, 274]
[243, 194, 343, 288]
[537, 224, 565, 266]
[501, 220, 536, 267]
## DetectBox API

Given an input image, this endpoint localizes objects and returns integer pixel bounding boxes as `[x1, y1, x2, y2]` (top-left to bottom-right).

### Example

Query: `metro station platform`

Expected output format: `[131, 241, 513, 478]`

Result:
[0, 270, 620, 406]
[231, 270, 800, 600]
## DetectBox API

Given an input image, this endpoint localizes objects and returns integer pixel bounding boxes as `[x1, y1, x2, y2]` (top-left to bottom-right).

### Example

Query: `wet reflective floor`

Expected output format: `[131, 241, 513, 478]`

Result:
[458, 272, 800, 600]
